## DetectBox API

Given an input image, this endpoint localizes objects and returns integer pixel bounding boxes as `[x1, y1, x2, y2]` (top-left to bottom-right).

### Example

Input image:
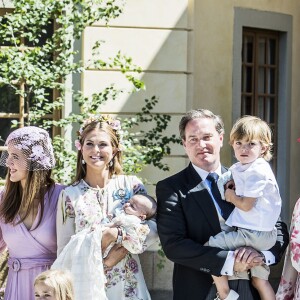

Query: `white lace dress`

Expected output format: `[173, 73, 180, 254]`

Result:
[55, 175, 158, 300]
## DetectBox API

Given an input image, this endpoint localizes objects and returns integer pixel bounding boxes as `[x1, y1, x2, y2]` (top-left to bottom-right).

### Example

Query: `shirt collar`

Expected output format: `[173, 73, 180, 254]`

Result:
[192, 163, 222, 181]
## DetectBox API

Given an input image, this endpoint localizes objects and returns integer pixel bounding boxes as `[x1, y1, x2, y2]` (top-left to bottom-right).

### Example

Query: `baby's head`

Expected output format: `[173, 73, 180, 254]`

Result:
[34, 269, 74, 300]
[123, 194, 157, 220]
[229, 115, 273, 161]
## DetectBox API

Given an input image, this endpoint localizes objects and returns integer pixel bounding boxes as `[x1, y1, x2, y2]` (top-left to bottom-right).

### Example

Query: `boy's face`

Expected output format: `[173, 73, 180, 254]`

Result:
[232, 138, 266, 164]
[123, 196, 147, 218]
[34, 282, 56, 300]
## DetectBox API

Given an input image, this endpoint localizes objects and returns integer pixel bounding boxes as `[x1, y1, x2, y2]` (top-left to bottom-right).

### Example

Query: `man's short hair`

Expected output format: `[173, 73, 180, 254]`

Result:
[179, 109, 225, 140]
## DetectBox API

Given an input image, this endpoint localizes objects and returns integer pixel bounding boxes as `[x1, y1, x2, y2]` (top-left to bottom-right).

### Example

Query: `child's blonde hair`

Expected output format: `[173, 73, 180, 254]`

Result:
[34, 269, 74, 300]
[229, 115, 273, 161]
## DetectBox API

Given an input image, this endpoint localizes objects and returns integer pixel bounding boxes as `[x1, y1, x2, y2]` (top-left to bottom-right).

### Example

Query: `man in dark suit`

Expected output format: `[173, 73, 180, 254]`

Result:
[156, 109, 288, 300]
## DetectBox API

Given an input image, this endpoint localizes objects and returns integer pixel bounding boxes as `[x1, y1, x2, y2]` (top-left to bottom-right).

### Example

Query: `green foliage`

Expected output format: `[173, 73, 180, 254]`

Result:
[157, 244, 167, 271]
[51, 136, 77, 184]
[49, 94, 181, 183]
[0, 0, 180, 187]
[121, 96, 180, 173]
[0, 0, 129, 121]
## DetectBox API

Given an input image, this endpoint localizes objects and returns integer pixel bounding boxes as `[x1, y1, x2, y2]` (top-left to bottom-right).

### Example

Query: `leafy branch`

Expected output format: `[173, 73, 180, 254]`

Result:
[0, 0, 180, 186]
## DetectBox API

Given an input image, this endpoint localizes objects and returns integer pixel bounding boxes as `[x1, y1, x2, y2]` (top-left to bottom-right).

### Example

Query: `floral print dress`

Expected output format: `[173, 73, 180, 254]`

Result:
[276, 198, 300, 300]
[56, 175, 158, 300]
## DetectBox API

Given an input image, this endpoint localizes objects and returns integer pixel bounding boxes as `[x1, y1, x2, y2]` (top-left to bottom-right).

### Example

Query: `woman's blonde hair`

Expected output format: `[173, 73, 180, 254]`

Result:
[229, 115, 273, 161]
[34, 269, 74, 300]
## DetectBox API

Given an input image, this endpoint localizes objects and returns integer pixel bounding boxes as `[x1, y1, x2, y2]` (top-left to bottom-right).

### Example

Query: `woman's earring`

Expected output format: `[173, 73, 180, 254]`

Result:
[108, 160, 113, 167]
[82, 159, 86, 165]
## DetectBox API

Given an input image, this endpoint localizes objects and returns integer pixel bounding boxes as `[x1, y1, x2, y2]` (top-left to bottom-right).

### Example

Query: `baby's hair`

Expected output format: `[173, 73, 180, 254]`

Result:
[34, 269, 74, 300]
[143, 194, 157, 220]
[229, 115, 273, 161]
[132, 194, 157, 220]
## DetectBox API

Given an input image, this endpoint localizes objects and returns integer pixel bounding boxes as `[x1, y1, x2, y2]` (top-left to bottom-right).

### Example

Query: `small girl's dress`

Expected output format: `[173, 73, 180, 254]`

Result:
[276, 198, 300, 299]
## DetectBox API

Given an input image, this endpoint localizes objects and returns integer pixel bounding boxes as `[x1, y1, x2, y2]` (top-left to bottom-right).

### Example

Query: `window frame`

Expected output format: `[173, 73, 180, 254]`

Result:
[232, 7, 292, 222]
[241, 27, 279, 172]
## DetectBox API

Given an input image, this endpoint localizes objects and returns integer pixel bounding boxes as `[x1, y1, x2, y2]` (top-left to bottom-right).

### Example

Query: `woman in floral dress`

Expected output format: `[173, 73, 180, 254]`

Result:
[56, 114, 158, 300]
[276, 198, 300, 299]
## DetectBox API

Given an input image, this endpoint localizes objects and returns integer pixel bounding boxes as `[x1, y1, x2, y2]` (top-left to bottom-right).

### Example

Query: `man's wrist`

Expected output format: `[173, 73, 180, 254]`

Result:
[259, 251, 266, 263]
[261, 250, 275, 265]
[221, 251, 235, 276]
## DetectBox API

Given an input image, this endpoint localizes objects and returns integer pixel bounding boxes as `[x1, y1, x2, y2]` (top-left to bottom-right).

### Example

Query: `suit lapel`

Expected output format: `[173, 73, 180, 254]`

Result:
[186, 164, 221, 234]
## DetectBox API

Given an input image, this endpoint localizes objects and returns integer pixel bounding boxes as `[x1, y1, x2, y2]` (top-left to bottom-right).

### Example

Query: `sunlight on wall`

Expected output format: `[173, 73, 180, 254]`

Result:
[82, 0, 189, 115]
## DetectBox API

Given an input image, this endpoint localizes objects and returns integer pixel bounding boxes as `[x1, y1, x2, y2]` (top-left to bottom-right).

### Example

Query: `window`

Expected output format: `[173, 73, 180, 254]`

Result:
[241, 28, 279, 172]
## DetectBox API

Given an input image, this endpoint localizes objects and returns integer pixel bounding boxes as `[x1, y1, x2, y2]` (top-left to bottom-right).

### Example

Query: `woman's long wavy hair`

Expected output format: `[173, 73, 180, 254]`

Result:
[72, 121, 123, 184]
[0, 169, 55, 229]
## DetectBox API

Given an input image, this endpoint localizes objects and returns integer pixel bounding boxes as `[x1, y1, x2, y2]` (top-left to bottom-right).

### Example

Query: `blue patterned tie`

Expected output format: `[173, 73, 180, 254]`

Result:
[206, 173, 234, 220]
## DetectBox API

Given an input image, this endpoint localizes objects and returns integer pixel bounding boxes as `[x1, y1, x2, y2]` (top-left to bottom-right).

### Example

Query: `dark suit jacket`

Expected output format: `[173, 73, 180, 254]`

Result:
[156, 163, 288, 300]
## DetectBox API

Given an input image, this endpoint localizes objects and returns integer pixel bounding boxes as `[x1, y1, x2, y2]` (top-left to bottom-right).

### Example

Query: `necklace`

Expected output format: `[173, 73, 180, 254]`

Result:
[95, 188, 109, 217]
[96, 189, 104, 207]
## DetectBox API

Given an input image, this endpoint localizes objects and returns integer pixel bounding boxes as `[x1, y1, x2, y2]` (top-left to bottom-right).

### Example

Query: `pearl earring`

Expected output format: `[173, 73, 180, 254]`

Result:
[82, 159, 86, 165]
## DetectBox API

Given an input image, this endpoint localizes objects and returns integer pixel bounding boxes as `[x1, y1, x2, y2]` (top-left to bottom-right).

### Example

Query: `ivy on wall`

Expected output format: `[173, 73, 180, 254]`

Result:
[0, 0, 180, 186]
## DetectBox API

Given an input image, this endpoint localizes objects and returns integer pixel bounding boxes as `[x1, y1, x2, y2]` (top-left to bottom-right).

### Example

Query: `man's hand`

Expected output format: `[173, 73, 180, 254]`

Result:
[234, 246, 265, 268]
[233, 260, 249, 273]
[103, 244, 128, 268]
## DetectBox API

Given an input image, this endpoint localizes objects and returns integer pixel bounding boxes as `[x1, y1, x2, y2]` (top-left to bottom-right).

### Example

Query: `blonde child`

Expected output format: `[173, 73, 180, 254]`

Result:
[207, 116, 282, 300]
[34, 269, 74, 300]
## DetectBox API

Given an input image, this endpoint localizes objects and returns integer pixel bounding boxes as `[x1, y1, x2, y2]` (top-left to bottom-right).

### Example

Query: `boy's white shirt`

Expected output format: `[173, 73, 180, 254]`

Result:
[192, 163, 275, 276]
[226, 158, 282, 231]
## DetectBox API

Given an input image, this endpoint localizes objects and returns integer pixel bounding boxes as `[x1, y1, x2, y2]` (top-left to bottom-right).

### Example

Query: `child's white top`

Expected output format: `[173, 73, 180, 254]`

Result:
[225, 158, 282, 231]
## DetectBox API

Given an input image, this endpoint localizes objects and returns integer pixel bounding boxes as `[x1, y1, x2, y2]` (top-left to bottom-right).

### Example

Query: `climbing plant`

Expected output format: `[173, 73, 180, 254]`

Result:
[0, 0, 180, 185]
